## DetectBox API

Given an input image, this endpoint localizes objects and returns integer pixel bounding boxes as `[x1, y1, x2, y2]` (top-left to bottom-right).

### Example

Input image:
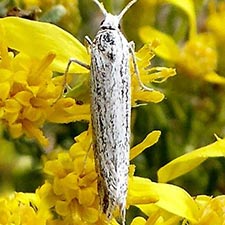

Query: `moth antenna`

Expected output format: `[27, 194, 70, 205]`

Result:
[117, 0, 137, 21]
[93, 0, 107, 16]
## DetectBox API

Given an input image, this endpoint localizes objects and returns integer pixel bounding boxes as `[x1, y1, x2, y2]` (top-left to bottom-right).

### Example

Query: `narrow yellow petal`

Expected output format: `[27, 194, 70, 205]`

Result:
[204, 72, 225, 85]
[158, 137, 225, 183]
[47, 98, 90, 123]
[133, 90, 164, 104]
[0, 17, 90, 73]
[130, 131, 161, 160]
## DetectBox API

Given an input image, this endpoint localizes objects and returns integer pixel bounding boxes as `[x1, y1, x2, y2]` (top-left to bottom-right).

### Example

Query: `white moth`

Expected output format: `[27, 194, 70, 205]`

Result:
[64, 0, 152, 223]
[90, 0, 135, 223]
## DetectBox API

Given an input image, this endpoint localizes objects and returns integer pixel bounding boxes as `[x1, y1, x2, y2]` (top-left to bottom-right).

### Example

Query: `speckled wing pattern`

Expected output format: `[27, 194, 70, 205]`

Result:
[90, 27, 131, 220]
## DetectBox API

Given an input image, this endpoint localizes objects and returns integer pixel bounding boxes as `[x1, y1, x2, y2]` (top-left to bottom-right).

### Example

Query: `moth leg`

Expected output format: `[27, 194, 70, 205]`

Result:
[56, 58, 91, 103]
[83, 35, 92, 54]
[59, 36, 92, 98]
[129, 41, 153, 91]
[85, 35, 93, 46]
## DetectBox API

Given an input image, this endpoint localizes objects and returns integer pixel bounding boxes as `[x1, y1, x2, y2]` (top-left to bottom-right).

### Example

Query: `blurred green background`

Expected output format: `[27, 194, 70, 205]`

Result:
[0, 0, 224, 200]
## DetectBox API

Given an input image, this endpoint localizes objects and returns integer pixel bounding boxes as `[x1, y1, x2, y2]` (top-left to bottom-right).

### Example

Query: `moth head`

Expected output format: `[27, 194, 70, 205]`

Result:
[93, 0, 137, 30]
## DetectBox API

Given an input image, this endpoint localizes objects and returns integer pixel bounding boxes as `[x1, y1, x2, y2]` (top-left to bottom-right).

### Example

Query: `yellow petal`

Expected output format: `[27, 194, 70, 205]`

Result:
[8, 123, 23, 138]
[0, 108, 4, 119]
[128, 176, 159, 205]
[78, 187, 96, 206]
[195, 195, 225, 225]
[0, 17, 90, 73]
[164, 0, 196, 38]
[44, 160, 65, 177]
[131, 217, 147, 225]
[133, 90, 164, 104]
[13, 91, 33, 106]
[158, 137, 225, 183]
[47, 98, 90, 123]
[63, 173, 79, 190]
[130, 131, 161, 160]
[139, 26, 179, 61]
[0, 82, 10, 100]
[144, 67, 176, 83]
[4, 99, 21, 113]
[23, 119, 49, 146]
[204, 72, 225, 85]
[0, 69, 12, 82]
[55, 200, 68, 216]
[80, 206, 99, 224]
[135, 179, 198, 223]
[37, 182, 56, 208]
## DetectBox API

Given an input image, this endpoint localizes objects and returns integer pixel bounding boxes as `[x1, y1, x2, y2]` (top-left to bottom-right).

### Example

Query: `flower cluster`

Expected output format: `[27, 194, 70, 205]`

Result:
[0, 39, 89, 146]
[0, 41, 58, 145]
[139, 0, 225, 84]
[0, 192, 51, 225]
[38, 130, 107, 224]
[0, 17, 92, 145]
[36, 129, 161, 225]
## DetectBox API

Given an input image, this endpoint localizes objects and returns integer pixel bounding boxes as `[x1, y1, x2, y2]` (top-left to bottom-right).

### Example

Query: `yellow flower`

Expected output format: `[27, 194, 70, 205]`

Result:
[37, 128, 161, 225]
[38, 130, 108, 224]
[0, 17, 91, 145]
[139, 0, 225, 84]
[150, 137, 225, 224]
[0, 192, 51, 225]
[128, 136, 225, 225]
[0, 38, 56, 145]
[132, 42, 176, 106]
[37, 130, 225, 225]
[0, 40, 89, 145]
[176, 34, 217, 78]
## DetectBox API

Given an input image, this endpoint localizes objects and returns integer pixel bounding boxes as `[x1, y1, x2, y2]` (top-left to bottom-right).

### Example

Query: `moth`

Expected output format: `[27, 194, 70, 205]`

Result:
[89, 0, 135, 223]
[64, 0, 151, 223]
